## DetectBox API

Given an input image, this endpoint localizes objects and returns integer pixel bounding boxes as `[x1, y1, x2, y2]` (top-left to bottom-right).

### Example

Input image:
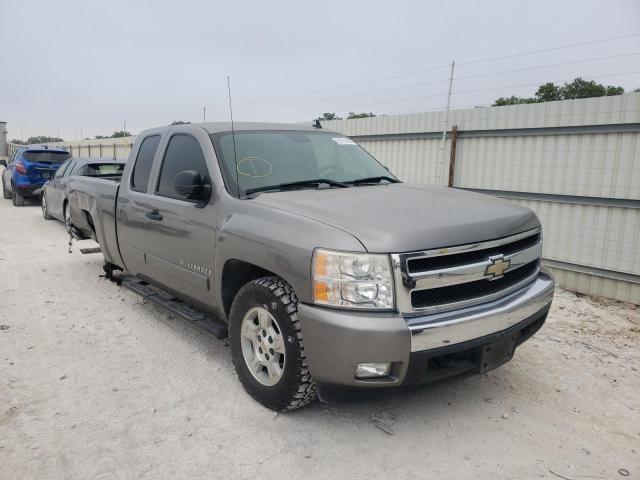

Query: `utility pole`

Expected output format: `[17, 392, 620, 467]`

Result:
[441, 60, 455, 144]
[123, 121, 127, 160]
[80, 128, 84, 141]
[20, 124, 24, 143]
[203, 106, 206, 122]
[438, 60, 455, 186]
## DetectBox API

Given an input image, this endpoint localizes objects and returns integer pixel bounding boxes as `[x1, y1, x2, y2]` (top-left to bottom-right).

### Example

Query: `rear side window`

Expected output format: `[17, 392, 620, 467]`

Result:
[131, 135, 160, 192]
[77, 163, 125, 177]
[22, 151, 71, 163]
[156, 135, 209, 199]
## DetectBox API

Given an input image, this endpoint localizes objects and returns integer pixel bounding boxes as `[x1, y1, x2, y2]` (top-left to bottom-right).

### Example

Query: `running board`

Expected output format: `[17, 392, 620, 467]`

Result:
[120, 276, 228, 339]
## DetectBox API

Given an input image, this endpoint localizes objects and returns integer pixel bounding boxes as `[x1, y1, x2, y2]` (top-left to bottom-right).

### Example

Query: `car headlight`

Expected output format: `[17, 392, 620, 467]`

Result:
[312, 249, 395, 310]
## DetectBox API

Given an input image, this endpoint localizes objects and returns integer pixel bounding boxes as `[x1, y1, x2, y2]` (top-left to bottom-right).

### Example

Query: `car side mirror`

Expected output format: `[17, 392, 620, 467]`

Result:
[0, 160, 6, 167]
[174, 169, 211, 204]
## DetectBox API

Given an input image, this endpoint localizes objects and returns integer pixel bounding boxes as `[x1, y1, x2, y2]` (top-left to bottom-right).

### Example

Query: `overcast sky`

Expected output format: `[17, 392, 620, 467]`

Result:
[1, 0, 639, 141]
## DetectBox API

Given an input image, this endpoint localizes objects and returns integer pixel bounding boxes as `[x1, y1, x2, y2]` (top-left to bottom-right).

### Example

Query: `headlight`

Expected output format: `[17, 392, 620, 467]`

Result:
[312, 249, 395, 310]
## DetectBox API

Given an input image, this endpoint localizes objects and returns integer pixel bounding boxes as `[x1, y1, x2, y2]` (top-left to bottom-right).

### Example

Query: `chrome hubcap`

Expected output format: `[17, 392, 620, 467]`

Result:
[240, 307, 285, 386]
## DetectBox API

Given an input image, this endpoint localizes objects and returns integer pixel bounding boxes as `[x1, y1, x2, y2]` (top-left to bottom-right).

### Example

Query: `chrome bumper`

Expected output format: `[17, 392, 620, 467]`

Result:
[408, 272, 554, 352]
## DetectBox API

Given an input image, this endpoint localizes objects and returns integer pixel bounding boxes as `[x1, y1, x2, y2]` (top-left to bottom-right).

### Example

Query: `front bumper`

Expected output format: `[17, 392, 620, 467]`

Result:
[299, 271, 554, 387]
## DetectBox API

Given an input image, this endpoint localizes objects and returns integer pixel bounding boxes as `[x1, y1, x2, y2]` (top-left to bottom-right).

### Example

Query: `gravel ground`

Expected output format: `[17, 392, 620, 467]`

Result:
[0, 197, 638, 480]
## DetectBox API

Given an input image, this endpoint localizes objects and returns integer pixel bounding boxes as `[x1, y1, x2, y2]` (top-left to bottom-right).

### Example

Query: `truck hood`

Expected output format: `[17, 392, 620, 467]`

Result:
[251, 183, 539, 252]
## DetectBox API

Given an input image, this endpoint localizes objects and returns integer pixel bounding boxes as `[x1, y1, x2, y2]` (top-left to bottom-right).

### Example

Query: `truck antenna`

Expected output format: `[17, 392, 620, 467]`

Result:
[227, 75, 240, 199]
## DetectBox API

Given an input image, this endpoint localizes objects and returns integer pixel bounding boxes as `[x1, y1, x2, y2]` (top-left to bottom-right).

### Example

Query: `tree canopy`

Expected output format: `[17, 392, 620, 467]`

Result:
[170, 120, 191, 125]
[347, 112, 376, 119]
[110, 131, 132, 138]
[11, 136, 64, 144]
[316, 112, 379, 121]
[493, 78, 626, 106]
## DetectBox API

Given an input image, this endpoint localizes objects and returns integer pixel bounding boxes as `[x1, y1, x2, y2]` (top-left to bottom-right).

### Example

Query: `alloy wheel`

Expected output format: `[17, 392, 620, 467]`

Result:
[240, 306, 286, 386]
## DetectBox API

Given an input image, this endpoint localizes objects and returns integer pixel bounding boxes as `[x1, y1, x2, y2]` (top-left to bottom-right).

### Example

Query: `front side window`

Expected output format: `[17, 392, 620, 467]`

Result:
[63, 160, 77, 177]
[211, 131, 394, 196]
[131, 135, 160, 192]
[156, 134, 209, 200]
[54, 159, 72, 178]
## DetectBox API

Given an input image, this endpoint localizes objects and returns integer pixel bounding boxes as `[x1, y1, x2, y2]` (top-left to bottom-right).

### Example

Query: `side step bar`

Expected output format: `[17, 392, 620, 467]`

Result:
[120, 276, 228, 339]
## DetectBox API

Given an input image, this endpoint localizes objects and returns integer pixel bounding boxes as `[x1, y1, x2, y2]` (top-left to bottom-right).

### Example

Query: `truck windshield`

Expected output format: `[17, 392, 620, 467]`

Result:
[211, 131, 397, 196]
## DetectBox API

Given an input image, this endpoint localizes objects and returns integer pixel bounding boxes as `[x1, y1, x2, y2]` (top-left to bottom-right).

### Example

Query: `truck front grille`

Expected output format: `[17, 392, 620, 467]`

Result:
[407, 233, 540, 274]
[410, 259, 539, 309]
[392, 227, 542, 314]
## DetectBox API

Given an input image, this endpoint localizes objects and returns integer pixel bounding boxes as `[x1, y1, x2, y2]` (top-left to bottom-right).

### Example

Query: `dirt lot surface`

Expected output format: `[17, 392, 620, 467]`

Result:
[0, 197, 638, 480]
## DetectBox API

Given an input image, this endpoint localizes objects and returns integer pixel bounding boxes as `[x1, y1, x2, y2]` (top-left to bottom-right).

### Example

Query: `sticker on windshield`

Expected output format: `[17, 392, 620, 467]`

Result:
[332, 137, 356, 145]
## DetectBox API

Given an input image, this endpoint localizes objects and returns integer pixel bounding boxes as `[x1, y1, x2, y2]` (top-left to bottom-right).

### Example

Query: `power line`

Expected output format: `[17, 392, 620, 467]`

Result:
[254, 70, 640, 119]
[455, 52, 640, 81]
[227, 52, 640, 116]
[204, 32, 640, 112]
[457, 32, 640, 66]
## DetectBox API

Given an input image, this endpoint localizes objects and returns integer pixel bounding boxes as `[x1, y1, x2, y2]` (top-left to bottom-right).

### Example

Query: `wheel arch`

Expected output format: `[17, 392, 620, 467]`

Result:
[220, 259, 278, 318]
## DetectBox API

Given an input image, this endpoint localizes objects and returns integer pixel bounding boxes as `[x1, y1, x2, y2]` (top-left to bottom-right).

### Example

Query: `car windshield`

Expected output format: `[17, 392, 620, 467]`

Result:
[22, 151, 71, 164]
[211, 130, 396, 196]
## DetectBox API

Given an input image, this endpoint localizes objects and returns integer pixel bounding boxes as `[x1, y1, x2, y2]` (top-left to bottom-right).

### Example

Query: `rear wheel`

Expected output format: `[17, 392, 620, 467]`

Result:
[2, 180, 12, 199]
[12, 186, 24, 206]
[42, 193, 52, 220]
[229, 276, 317, 411]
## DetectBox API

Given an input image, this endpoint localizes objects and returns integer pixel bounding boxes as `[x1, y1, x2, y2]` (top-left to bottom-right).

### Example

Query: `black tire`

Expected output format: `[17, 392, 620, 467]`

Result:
[41, 193, 52, 220]
[229, 276, 317, 411]
[2, 180, 12, 199]
[12, 186, 24, 206]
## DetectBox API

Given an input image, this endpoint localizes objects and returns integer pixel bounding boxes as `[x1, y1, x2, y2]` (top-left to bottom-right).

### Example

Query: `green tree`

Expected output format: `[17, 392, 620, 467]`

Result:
[170, 120, 191, 125]
[94, 135, 108, 139]
[534, 82, 562, 101]
[493, 78, 625, 106]
[347, 112, 376, 119]
[10, 139, 27, 145]
[316, 113, 341, 121]
[493, 96, 538, 106]
[27, 136, 64, 143]
[110, 131, 132, 138]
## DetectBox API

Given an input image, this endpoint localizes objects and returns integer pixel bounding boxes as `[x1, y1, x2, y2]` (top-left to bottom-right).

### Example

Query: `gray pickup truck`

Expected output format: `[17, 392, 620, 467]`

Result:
[68, 122, 554, 411]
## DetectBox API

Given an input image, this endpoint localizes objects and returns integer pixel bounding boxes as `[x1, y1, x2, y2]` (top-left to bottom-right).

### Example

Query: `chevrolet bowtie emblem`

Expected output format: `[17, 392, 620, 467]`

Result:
[485, 255, 511, 279]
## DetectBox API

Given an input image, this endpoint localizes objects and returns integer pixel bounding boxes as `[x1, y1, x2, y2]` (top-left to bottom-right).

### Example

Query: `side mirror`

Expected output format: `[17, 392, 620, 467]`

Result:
[174, 169, 211, 203]
[0, 160, 6, 167]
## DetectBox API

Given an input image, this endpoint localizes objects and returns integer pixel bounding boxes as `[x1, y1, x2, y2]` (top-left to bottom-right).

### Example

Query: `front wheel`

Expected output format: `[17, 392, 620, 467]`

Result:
[42, 193, 52, 220]
[229, 276, 317, 411]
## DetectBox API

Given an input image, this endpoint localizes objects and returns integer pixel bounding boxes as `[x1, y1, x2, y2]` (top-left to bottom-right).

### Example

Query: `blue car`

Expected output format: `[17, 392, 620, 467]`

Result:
[1, 146, 71, 206]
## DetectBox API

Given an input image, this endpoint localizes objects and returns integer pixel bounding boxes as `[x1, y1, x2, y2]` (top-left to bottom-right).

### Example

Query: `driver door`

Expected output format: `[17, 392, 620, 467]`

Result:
[140, 131, 218, 308]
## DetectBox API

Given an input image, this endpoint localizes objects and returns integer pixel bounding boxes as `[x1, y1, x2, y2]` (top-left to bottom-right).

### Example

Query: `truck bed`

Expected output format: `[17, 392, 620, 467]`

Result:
[68, 175, 122, 267]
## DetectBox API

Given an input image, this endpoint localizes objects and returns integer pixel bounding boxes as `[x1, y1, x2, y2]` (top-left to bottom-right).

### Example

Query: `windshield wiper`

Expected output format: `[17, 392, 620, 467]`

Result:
[244, 178, 348, 196]
[347, 175, 401, 185]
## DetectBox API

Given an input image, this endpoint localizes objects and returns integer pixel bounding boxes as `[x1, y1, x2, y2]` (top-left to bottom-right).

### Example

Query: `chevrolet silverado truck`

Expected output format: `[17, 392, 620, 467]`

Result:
[68, 122, 554, 411]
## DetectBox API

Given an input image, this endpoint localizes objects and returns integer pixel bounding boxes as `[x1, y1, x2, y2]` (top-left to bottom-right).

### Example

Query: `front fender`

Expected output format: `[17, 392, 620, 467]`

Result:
[214, 198, 365, 307]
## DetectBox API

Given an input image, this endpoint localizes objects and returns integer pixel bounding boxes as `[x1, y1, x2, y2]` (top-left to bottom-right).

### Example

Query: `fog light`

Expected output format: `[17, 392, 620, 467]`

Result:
[355, 362, 391, 378]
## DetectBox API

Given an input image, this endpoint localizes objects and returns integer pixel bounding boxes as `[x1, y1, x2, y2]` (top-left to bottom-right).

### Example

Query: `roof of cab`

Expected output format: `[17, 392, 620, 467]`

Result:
[138, 122, 334, 137]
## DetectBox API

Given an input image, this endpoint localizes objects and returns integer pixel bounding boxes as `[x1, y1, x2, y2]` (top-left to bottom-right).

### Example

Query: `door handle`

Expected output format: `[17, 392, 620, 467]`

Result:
[146, 209, 163, 221]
